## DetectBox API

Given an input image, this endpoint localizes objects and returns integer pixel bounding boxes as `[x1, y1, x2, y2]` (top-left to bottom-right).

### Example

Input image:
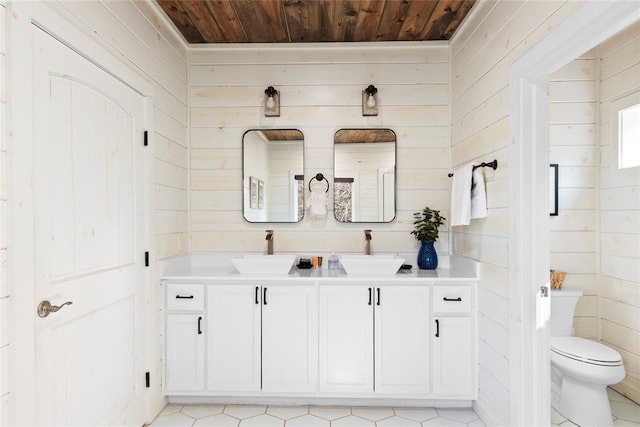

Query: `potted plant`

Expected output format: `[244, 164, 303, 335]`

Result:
[411, 207, 446, 269]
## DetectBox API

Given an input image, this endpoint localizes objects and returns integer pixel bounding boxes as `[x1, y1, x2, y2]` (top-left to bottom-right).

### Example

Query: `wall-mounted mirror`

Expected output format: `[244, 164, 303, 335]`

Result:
[243, 129, 304, 222]
[334, 129, 396, 223]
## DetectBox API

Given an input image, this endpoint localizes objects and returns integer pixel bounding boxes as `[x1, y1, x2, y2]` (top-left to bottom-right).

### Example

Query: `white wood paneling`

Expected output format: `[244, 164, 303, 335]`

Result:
[188, 44, 451, 256]
[449, 1, 599, 423]
[599, 21, 640, 404]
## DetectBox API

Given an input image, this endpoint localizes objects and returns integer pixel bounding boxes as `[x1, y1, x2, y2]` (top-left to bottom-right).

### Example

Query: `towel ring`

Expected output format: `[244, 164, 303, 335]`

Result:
[309, 173, 329, 193]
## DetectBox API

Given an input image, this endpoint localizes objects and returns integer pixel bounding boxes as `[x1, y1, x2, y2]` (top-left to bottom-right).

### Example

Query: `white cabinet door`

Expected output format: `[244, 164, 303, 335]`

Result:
[375, 286, 430, 394]
[262, 285, 318, 392]
[319, 285, 374, 393]
[207, 285, 261, 391]
[165, 314, 205, 392]
[432, 316, 474, 396]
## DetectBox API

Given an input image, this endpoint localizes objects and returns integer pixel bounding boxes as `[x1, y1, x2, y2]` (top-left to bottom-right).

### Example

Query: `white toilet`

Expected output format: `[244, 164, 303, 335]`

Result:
[550, 287, 625, 427]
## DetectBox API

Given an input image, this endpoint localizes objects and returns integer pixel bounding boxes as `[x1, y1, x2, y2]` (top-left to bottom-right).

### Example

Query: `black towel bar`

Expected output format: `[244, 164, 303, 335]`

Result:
[448, 159, 498, 177]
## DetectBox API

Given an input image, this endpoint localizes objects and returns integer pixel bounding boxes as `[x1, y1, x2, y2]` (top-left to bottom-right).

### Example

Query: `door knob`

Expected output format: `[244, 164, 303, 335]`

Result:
[37, 300, 73, 318]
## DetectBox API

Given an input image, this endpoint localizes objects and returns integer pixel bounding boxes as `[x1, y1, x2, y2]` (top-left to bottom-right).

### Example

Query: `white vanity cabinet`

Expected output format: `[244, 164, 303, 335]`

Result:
[318, 282, 430, 395]
[206, 282, 317, 393]
[431, 284, 476, 397]
[165, 284, 205, 392]
[162, 266, 477, 404]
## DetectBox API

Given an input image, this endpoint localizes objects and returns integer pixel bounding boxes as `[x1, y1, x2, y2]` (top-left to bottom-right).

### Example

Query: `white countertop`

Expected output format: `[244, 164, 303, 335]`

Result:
[160, 254, 478, 282]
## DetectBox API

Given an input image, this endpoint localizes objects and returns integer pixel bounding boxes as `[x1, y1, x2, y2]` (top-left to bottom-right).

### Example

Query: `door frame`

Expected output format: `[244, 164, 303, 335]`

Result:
[8, 2, 153, 424]
[509, 1, 640, 425]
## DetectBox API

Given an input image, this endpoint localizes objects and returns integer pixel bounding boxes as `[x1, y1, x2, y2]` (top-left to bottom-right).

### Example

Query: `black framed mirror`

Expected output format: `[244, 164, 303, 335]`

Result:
[243, 129, 304, 223]
[334, 129, 396, 223]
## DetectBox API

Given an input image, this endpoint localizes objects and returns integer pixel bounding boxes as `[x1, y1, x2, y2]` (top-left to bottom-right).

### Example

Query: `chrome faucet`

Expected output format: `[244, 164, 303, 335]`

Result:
[364, 229, 372, 255]
[265, 230, 274, 255]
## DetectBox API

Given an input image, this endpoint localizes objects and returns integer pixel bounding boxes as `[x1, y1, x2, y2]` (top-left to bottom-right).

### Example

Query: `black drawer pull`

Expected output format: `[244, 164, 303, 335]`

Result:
[255, 286, 260, 304]
[197, 316, 202, 335]
[443, 297, 462, 302]
[368, 288, 372, 306]
[263, 287, 268, 305]
[376, 288, 381, 306]
[176, 295, 194, 299]
[435, 319, 440, 337]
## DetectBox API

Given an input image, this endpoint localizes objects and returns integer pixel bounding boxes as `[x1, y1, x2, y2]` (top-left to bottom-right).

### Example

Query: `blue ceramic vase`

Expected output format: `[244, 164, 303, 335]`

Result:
[417, 240, 438, 270]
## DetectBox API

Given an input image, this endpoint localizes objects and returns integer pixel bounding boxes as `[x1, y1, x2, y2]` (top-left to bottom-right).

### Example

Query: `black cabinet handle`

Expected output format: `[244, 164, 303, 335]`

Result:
[376, 288, 381, 306]
[263, 287, 268, 305]
[255, 286, 260, 304]
[368, 288, 372, 306]
[176, 295, 194, 299]
[197, 316, 202, 335]
[443, 297, 462, 302]
[435, 319, 440, 337]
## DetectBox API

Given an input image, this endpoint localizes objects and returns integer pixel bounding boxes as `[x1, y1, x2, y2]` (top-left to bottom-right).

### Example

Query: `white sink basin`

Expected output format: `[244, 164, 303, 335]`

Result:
[231, 255, 296, 275]
[339, 255, 405, 276]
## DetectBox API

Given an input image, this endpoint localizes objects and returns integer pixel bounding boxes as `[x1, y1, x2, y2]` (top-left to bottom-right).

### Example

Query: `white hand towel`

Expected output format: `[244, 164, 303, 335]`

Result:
[450, 162, 474, 226]
[470, 167, 488, 219]
[306, 191, 327, 220]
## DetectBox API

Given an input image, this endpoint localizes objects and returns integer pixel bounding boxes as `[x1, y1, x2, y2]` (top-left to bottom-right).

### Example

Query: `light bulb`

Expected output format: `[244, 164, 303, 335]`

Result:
[367, 94, 376, 108]
[266, 96, 275, 109]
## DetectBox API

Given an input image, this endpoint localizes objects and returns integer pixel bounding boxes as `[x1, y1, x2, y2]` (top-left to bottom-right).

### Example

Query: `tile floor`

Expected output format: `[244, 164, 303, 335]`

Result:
[148, 404, 486, 427]
[551, 388, 640, 427]
[149, 388, 640, 427]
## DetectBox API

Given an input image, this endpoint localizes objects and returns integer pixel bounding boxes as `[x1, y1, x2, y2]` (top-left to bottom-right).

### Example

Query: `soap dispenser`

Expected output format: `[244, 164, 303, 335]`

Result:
[328, 252, 339, 270]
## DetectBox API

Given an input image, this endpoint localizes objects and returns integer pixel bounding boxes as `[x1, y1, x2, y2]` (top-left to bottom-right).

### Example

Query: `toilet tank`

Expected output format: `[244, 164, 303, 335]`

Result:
[550, 287, 583, 336]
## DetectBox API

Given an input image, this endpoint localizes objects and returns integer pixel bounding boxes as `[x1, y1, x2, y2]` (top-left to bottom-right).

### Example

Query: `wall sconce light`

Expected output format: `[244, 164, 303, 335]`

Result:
[264, 86, 280, 117]
[362, 84, 378, 116]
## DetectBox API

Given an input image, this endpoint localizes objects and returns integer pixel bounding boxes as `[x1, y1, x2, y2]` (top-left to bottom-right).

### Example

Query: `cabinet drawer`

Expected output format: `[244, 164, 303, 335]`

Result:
[432, 286, 471, 313]
[166, 284, 204, 311]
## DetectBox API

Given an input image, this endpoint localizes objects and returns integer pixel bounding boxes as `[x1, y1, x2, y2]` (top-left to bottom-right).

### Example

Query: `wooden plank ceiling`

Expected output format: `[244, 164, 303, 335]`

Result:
[157, 0, 476, 44]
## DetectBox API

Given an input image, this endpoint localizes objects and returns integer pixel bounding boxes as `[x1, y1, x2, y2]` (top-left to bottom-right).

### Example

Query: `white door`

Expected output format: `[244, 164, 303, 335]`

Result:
[319, 285, 373, 393]
[374, 286, 430, 394]
[207, 285, 261, 391]
[32, 28, 147, 425]
[262, 285, 318, 392]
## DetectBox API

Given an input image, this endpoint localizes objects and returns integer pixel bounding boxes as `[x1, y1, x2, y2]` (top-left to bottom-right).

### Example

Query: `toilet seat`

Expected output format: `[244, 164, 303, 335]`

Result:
[551, 337, 622, 367]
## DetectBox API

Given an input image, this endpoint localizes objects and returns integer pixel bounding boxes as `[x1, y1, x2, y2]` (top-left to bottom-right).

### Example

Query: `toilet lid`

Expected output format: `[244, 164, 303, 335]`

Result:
[551, 337, 622, 366]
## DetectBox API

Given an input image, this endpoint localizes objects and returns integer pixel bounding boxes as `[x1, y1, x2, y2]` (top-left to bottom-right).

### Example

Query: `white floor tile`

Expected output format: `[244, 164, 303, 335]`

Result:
[614, 421, 640, 427]
[224, 405, 267, 420]
[551, 407, 567, 425]
[182, 405, 226, 419]
[159, 404, 184, 417]
[612, 400, 640, 423]
[284, 414, 329, 427]
[559, 420, 579, 427]
[377, 416, 421, 427]
[422, 417, 467, 427]
[151, 412, 195, 427]
[331, 415, 376, 427]
[308, 406, 351, 420]
[238, 414, 284, 427]
[266, 405, 309, 420]
[193, 414, 239, 427]
[435, 408, 478, 423]
[393, 408, 438, 422]
[351, 407, 394, 421]
[468, 419, 487, 427]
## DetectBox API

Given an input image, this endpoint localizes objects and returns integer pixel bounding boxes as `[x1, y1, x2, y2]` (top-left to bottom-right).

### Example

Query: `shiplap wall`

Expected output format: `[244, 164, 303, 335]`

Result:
[188, 44, 450, 258]
[598, 22, 640, 403]
[549, 52, 599, 339]
[449, 1, 584, 424]
[0, 2, 7, 422]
